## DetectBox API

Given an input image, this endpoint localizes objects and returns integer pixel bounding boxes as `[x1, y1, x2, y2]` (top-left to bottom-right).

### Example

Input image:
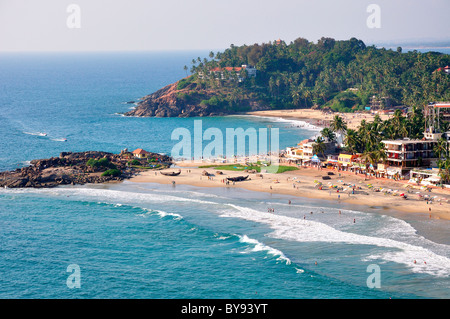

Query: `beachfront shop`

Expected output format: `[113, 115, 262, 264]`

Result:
[337, 154, 359, 171]
[385, 167, 406, 180]
[409, 168, 442, 187]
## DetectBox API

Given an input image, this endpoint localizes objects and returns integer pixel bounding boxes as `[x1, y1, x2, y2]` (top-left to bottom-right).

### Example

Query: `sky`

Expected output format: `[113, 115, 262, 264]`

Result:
[0, 0, 449, 52]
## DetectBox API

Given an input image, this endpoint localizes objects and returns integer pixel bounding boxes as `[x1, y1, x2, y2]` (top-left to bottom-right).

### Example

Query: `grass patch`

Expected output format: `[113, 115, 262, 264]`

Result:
[213, 164, 261, 172]
[275, 166, 299, 173]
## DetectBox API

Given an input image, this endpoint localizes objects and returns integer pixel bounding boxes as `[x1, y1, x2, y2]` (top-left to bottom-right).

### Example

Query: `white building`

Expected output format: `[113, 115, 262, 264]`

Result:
[242, 65, 257, 77]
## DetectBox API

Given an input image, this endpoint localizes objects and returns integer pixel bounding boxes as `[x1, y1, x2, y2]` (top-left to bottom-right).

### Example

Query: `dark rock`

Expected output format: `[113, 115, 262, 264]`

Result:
[0, 150, 173, 188]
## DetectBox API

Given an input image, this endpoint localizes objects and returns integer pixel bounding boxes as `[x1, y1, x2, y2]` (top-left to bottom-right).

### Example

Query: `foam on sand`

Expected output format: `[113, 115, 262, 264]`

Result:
[246, 115, 322, 131]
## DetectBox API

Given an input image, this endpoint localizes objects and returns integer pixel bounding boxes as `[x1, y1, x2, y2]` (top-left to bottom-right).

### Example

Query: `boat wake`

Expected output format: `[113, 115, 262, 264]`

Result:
[23, 131, 47, 137]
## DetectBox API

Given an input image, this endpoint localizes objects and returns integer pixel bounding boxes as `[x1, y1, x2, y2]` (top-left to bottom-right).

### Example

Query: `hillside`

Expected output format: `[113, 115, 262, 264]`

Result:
[126, 37, 450, 117]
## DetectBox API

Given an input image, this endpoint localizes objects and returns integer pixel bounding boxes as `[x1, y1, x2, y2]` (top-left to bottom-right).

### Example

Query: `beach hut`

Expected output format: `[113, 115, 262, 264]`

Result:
[132, 148, 151, 159]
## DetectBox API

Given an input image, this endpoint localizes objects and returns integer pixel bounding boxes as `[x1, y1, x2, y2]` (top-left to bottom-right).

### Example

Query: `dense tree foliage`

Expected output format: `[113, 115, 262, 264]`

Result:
[187, 37, 450, 112]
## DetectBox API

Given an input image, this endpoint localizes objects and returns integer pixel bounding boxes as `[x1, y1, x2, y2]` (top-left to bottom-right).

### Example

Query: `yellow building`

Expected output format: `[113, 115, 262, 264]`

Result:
[338, 154, 358, 167]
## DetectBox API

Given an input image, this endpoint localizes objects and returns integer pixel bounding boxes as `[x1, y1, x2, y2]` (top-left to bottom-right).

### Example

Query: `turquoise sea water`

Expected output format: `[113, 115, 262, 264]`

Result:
[0, 52, 449, 299]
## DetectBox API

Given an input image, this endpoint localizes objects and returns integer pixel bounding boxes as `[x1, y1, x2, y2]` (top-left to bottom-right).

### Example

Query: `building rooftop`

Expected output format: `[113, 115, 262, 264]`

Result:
[381, 139, 435, 145]
[132, 148, 150, 155]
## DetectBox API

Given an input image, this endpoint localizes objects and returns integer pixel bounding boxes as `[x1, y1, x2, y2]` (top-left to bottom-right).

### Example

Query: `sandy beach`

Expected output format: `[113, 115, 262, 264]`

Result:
[245, 109, 391, 130]
[130, 163, 450, 221]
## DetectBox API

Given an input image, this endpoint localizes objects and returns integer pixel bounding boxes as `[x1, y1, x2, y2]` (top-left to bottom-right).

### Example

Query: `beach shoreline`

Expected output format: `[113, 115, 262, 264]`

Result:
[129, 163, 450, 221]
[244, 109, 391, 130]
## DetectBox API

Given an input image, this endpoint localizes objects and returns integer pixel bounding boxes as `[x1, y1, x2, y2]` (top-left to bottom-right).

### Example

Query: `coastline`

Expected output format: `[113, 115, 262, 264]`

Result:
[244, 109, 392, 130]
[129, 163, 450, 221]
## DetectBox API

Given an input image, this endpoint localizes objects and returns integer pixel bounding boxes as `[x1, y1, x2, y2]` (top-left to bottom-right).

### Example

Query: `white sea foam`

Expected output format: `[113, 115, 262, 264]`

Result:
[222, 204, 450, 277]
[245, 115, 322, 131]
[4, 186, 449, 277]
[14, 187, 218, 206]
[237, 234, 291, 265]
[152, 209, 183, 220]
[217, 235, 232, 240]
[133, 208, 182, 220]
[23, 131, 47, 136]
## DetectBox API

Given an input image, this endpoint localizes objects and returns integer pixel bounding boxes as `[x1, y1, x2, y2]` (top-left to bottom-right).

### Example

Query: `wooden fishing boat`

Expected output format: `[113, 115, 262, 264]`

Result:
[160, 170, 181, 176]
[226, 175, 249, 182]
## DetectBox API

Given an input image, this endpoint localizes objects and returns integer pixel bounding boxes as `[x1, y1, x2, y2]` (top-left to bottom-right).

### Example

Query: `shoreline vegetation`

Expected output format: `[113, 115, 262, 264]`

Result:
[125, 37, 449, 118]
[3, 37, 449, 223]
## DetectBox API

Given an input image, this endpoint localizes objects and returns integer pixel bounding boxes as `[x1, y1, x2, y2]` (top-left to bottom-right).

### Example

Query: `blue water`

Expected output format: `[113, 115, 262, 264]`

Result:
[0, 52, 449, 299]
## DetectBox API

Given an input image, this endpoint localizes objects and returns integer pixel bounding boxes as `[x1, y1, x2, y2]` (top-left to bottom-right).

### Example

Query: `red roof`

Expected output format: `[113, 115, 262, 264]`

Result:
[298, 139, 313, 145]
[132, 148, 150, 155]
[435, 66, 450, 72]
[433, 103, 450, 108]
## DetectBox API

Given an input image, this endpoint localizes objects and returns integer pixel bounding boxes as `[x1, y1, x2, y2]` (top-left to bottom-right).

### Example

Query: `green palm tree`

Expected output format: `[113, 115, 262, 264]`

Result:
[438, 158, 450, 184]
[320, 127, 336, 142]
[434, 137, 449, 161]
[313, 136, 326, 158]
[373, 142, 388, 163]
[344, 129, 360, 154]
[330, 114, 348, 135]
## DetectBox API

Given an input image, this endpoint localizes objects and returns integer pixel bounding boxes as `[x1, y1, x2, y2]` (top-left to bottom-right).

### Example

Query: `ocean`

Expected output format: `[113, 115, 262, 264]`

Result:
[0, 51, 449, 299]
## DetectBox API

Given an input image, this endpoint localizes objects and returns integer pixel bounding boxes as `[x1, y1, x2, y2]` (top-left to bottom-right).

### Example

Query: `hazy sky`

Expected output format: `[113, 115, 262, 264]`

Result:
[0, 0, 449, 52]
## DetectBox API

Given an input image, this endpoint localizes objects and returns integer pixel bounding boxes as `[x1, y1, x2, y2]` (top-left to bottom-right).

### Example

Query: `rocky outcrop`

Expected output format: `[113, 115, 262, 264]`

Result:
[0, 151, 173, 188]
[125, 81, 218, 117]
[124, 80, 269, 118]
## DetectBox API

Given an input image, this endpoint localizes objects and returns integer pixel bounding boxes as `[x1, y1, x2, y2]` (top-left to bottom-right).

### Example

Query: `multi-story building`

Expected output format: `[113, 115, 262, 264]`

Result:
[381, 139, 438, 168]
[285, 138, 337, 163]
[382, 101, 450, 170]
